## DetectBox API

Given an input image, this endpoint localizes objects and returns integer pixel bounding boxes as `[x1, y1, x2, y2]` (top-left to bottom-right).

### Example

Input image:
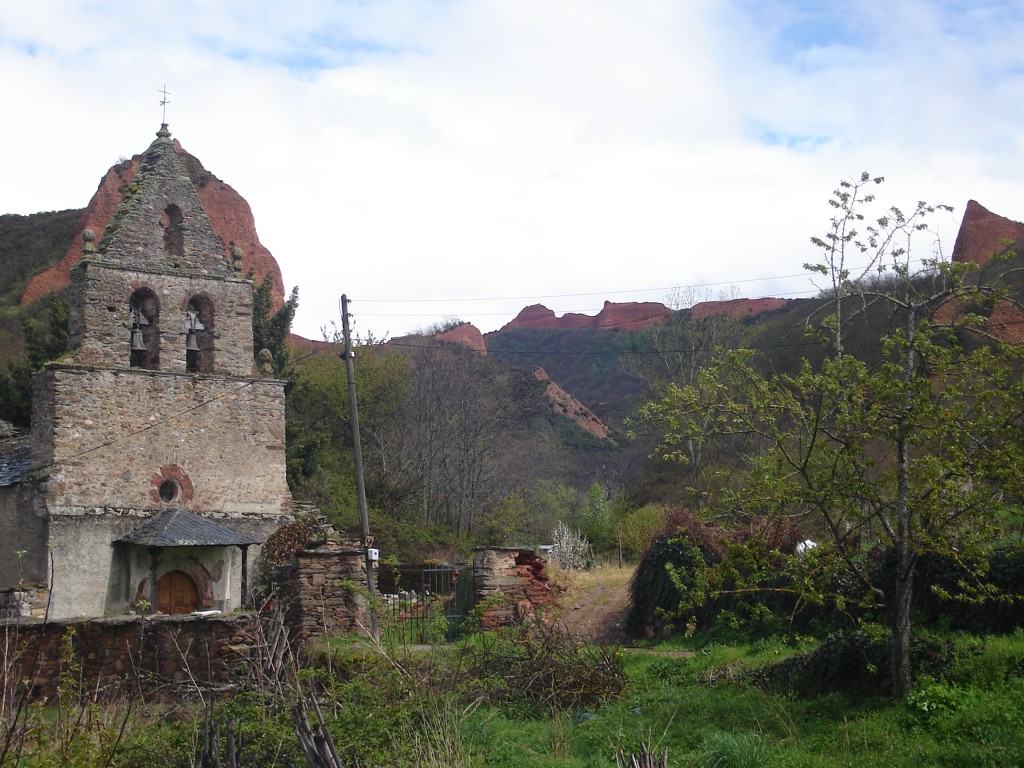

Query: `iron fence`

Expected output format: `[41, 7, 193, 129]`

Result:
[375, 563, 475, 643]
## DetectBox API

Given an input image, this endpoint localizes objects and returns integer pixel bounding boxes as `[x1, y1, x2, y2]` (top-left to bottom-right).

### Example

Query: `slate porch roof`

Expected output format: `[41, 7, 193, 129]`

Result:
[117, 507, 261, 547]
[0, 438, 30, 488]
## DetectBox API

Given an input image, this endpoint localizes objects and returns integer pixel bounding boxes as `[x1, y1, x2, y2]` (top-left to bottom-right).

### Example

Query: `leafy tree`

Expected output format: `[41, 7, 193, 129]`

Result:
[615, 503, 667, 562]
[251, 275, 298, 377]
[0, 295, 68, 427]
[477, 492, 533, 546]
[524, 479, 581, 541]
[622, 289, 746, 499]
[639, 176, 1024, 697]
[285, 340, 409, 527]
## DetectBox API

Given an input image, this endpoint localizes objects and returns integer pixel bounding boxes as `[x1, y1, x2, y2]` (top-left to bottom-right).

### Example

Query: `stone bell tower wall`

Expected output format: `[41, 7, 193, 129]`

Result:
[68, 261, 256, 377]
[31, 367, 290, 516]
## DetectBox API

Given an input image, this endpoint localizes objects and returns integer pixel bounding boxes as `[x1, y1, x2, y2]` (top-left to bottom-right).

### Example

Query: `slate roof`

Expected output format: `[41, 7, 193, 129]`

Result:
[117, 507, 261, 547]
[0, 438, 31, 488]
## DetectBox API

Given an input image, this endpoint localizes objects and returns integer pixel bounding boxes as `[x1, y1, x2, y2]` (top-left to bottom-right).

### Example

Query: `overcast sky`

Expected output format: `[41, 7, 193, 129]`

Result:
[2, 1, 1023, 339]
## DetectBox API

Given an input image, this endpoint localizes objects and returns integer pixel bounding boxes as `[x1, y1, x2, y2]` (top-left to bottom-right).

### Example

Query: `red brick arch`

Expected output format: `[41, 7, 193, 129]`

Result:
[149, 464, 195, 506]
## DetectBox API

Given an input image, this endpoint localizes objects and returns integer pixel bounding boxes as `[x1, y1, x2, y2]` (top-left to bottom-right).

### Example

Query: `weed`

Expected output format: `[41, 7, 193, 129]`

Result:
[697, 730, 768, 768]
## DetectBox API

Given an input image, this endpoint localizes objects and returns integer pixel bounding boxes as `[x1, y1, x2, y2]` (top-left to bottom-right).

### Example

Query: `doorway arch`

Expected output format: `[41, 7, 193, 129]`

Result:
[157, 570, 200, 615]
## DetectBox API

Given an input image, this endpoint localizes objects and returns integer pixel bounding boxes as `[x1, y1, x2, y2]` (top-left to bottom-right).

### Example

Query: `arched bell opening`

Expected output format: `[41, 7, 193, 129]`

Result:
[163, 204, 185, 258]
[185, 295, 215, 373]
[129, 288, 160, 370]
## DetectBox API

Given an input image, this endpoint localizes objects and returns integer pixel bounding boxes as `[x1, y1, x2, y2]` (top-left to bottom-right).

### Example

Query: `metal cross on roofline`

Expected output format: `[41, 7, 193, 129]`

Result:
[159, 85, 171, 124]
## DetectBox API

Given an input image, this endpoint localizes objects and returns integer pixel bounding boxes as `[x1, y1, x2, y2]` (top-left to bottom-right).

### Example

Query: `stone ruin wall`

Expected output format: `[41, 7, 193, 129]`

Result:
[277, 546, 370, 642]
[0, 546, 555, 701]
[2, 614, 260, 702]
[472, 547, 552, 631]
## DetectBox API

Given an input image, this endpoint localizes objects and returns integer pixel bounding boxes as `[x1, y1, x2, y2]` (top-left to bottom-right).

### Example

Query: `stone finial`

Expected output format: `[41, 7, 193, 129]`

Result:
[258, 348, 274, 375]
[82, 228, 97, 254]
[156, 123, 172, 141]
[231, 246, 243, 260]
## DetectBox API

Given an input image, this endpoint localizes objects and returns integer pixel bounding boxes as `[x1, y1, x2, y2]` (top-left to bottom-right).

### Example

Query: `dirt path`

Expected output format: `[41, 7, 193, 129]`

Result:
[554, 566, 633, 645]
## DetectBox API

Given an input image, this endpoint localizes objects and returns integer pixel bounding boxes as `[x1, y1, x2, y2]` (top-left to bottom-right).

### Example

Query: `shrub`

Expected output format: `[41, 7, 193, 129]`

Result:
[551, 521, 594, 571]
[748, 628, 952, 698]
[462, 621, 625, 714]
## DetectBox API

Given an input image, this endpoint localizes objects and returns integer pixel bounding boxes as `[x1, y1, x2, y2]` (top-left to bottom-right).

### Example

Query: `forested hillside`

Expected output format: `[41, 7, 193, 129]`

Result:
[0, 209, 80, 365]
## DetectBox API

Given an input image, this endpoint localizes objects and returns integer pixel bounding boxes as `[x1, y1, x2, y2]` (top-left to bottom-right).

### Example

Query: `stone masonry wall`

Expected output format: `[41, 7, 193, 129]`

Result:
[69, 261, 256, 376]
[279, 546, 369, 642]
[472, 547, 552, 630]
[1, 614, 259, 701]
[32, 367, 289, 515]
[0, 585, 49, 620]
[97, 129, 234, 277]
[0, 484, 47, 588]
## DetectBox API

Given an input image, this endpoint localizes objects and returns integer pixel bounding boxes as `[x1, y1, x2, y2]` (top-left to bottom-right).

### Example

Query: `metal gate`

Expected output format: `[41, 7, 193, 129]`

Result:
[376, 563, 475, 643]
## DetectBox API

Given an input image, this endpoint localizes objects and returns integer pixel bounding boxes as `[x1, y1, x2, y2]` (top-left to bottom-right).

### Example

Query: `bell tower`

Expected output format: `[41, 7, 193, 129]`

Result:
[27, 124, 291, 619]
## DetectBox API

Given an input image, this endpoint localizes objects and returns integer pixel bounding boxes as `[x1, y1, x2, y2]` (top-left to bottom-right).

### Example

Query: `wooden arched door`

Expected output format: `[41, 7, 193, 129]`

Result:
[157, 570, 200, 615]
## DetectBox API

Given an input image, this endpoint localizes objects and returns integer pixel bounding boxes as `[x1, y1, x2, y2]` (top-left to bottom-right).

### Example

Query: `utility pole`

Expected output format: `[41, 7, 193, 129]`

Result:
[341, 295, 379, 641]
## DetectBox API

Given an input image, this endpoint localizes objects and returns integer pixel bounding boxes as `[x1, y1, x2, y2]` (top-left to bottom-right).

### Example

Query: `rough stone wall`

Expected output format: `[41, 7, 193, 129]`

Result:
[472, 547, 552, 630]
[0, 585, 49, 620]
[279, 546, 369, 641]
[97, 131, 234, 278]
[0, 484, 47, 587]
[32, 367, 289, 515]
[69, 261, 256, 376]
[1, 614, 259, 701]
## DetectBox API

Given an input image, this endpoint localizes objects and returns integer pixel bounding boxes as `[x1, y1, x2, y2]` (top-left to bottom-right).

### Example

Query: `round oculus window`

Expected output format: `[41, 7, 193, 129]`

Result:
[158, 478, 180, 503]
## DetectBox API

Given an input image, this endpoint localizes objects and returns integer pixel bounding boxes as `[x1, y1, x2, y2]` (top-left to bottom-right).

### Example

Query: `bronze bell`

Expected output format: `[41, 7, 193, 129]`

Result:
[130, 327, 147, 351]
[185, 330, 200, 352]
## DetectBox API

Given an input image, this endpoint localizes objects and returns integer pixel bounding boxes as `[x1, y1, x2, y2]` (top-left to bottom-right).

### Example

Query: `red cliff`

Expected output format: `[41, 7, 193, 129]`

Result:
[500, 301, 673, 332]
[533, 367, 613, 441]
[935, 200, 1024, 342]
[689, 297, 790, 320]
[436, 323, 488, 354]
[951, 200, 1024, 266]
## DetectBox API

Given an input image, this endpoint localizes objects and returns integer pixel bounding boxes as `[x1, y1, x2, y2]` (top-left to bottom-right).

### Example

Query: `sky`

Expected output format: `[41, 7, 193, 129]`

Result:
[2, 1, 1024, 340]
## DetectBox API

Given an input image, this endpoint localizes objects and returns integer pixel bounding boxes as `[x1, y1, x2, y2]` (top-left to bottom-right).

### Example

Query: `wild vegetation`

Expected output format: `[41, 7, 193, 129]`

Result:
[6, 577, 1024, 766]
[0, 210, 79, 424]
[633, 174, 1024, 698]
[284, 332, 639, 561]
[3, 174, 1024, 761]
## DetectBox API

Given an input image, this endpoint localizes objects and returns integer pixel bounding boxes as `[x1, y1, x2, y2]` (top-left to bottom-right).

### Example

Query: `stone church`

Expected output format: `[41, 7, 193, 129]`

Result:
[0, 124, 292, 620]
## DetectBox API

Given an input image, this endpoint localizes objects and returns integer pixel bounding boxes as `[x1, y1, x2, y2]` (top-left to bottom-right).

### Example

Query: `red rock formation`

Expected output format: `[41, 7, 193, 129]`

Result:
[688, 297, 789, 320]
[436, 322, 487, 354]
[20, 158, 140, 305]
[934, 201, 1024, 341]
[500, 301, 672, 332]
[21, 137, 285, 310]
[533, 367, 613, 441]
[951, 200, 1024, 266]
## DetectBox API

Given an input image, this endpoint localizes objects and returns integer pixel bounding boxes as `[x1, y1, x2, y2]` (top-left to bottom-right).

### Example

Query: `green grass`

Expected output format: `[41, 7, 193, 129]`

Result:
[18, 627, 1024, 766]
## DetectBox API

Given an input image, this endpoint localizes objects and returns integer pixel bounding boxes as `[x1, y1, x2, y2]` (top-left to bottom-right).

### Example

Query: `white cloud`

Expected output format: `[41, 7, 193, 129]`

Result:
[1, 0, 1023, 339]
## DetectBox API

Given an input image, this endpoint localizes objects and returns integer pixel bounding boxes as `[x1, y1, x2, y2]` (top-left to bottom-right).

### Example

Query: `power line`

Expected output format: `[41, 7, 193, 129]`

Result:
[29, 347, 323, 474]
[378, 316, 1024, 357]
[355, 272, 817, 304]
[351, 256, 939, 308]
